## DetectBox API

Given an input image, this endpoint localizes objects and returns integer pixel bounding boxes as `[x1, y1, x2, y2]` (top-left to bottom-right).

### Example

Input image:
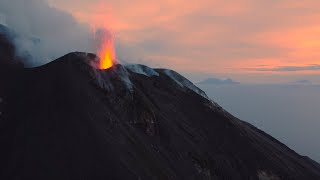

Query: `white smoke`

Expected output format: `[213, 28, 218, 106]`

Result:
[0, 0, 99, 67]
[0, 13, 6, 26]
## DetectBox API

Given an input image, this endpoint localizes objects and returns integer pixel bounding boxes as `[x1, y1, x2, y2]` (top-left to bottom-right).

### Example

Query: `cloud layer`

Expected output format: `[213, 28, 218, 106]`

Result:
[48, 0, 320, 74]
[247, 64, 320, 72]
[1, 0, 319, 83]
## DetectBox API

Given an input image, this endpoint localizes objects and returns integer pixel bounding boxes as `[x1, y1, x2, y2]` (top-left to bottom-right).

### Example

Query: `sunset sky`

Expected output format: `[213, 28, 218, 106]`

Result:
[48, 0, 320, 83]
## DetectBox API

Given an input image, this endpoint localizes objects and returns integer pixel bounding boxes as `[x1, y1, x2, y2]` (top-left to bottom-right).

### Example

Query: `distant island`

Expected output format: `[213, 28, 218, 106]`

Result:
[291, 80, 313, 85]
[198, 78, 240, 85]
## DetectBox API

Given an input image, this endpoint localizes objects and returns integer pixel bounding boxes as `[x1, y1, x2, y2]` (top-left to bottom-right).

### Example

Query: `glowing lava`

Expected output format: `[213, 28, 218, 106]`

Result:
[99, 42, 115, 69]
[95, 29, 116, 69]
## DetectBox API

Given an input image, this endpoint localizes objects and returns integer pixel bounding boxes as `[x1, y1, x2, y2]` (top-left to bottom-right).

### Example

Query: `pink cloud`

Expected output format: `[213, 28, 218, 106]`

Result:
[48, 0, 320, 75]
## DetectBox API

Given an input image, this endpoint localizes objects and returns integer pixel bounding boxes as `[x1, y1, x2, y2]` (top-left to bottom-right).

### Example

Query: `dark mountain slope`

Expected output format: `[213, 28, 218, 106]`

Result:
[0, 51, 320, 180]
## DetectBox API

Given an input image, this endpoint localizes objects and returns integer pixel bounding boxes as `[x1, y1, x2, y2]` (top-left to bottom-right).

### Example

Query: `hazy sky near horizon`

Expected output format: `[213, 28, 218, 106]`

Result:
[199, 84, 320, 162]
[48, 0, 319, 83]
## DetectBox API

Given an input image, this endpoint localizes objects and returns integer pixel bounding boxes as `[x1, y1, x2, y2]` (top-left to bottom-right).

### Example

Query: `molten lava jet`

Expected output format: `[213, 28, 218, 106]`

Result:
[98, 41, 115, 69]
[95, 29, 116, 69]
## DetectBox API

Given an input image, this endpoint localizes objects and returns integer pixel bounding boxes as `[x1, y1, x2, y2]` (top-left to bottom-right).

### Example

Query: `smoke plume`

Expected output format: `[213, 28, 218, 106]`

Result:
[0, 0, 100, 67]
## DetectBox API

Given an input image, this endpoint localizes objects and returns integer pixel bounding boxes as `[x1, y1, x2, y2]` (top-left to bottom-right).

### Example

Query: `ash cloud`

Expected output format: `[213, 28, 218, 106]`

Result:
[0, 0, 98, 67]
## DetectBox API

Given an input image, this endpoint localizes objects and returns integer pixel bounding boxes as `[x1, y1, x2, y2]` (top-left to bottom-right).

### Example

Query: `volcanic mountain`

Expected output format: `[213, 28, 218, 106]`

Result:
[1, 27, 320, 180]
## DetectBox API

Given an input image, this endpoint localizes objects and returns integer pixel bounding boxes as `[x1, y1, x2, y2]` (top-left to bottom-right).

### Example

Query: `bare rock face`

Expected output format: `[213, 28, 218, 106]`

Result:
[1, 40, 320, 179]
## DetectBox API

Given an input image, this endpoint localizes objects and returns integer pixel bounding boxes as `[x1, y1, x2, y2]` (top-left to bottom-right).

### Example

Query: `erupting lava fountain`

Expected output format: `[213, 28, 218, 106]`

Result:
[95, 29, 116, 69]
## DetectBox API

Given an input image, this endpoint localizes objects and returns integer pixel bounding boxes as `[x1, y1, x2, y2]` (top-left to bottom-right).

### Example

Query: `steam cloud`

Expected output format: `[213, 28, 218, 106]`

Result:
[0, 0, 102, 67]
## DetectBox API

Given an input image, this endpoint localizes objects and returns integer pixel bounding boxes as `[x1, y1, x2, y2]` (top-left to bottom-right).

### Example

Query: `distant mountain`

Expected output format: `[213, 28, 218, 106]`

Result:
[198, 78, 240, 85]
[292, 80, 313, 85]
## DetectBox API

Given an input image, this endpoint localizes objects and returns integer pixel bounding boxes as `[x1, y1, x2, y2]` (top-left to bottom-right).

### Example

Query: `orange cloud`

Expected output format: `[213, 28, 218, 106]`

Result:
[48, 0, 320, 76]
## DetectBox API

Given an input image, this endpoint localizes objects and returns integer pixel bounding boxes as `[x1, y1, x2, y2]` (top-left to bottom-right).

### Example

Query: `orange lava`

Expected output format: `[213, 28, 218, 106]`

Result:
[94, 29, 116, 70]
[99, 42, 115, 69]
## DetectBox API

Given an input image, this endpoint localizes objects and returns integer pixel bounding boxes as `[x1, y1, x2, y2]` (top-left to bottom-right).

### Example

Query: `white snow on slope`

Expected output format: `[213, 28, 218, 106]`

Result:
[125, 64, 159, 77]
[158, 69, 209, 99]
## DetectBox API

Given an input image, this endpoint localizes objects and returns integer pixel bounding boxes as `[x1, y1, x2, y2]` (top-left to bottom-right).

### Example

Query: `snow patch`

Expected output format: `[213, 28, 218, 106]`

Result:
[125, 64, 159, 77]
[158, 69, 209, 99]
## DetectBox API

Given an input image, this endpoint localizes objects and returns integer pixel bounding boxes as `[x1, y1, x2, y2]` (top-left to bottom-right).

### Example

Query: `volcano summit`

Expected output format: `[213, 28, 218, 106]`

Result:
[1, 26, 320, 180]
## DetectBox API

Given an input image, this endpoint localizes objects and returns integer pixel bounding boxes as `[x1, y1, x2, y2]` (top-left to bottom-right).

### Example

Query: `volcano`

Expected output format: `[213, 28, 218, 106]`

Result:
[1, 27, 320, 180]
